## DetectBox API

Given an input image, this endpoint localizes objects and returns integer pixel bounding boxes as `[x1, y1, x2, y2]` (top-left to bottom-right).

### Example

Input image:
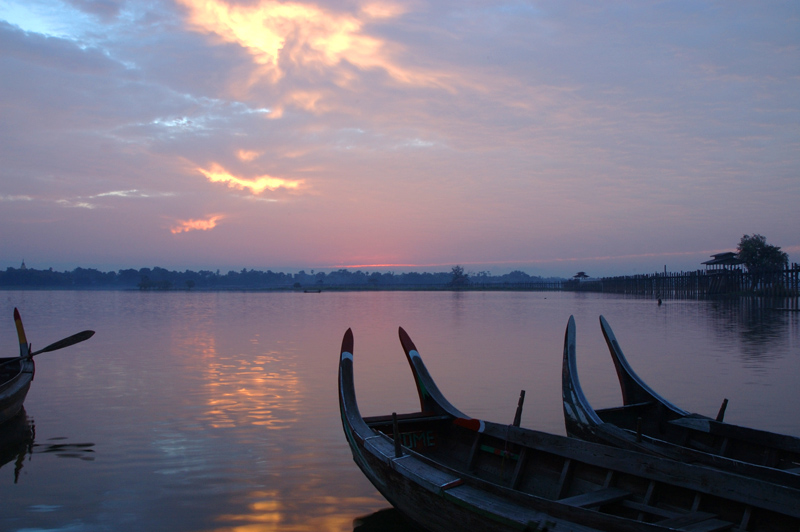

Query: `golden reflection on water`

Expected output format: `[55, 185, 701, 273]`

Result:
[176, 329, 304, 430]
[213, 490, 384, 532]
[170, 325, 385, 530]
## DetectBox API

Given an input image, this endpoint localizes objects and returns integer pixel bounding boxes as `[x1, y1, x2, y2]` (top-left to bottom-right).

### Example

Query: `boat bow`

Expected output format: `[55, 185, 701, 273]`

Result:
[398, 327, 466, 419]
[562, 316, 605, 439]
[599, 315, 688, 416]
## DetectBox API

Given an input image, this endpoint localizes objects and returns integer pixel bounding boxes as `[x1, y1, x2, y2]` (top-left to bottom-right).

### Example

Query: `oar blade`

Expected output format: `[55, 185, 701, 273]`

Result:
[31, 330, 95, 356]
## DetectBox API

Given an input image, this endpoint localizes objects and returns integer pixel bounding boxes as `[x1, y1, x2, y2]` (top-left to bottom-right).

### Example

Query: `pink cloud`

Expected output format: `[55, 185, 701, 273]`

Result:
[171, 215, 226, 234]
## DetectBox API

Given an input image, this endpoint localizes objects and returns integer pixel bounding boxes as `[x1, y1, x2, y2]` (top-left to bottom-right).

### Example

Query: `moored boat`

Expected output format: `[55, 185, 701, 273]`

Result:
[0, 310, 36, 425]
[340, 326, 800, 532]
[562, 315, 800, 488]
[0, 308, 94, 425]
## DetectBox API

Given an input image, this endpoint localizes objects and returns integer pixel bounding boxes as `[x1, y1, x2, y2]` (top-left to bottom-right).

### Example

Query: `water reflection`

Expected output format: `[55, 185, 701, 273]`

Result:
[173, 325, 305, 431]
[34, 438, 95, 460]
[211, 349, 303, 430]
[0, 410, 34, 483]
[212, 489, 385, 531]
[706, 297, 799, 363]
[0, 410, 95, 483]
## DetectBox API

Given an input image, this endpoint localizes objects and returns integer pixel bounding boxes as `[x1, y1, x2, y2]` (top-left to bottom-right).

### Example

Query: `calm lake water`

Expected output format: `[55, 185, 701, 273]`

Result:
[0, 290, 798, 531]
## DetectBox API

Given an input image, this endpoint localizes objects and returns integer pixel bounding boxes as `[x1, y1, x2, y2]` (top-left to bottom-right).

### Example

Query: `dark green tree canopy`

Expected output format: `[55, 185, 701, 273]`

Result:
[737, 234, 788, 274]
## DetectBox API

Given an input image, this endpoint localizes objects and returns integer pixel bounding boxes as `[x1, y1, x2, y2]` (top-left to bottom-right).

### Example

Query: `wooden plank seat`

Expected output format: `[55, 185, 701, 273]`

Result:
[621, 500, 683, 519]
[559, 487, 630, 508]
[675, 519, 733, 532]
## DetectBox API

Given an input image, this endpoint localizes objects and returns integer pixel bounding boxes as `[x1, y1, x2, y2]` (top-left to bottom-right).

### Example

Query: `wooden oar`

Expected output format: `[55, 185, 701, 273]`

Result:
[0, 330, 95, 368]
[29, 330, 95, 357]
[2, 308, 95, 368]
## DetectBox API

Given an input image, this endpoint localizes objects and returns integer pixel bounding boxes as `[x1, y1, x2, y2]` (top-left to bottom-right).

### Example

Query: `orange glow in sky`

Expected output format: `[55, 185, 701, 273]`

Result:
[237, 149, 261, 162]
[197, 163, 304, 195]
[171, 215, 226, 234]
[178, 0, 443, 90]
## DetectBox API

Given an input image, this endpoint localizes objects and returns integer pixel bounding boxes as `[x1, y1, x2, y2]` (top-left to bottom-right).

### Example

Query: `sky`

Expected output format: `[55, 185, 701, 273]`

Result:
[1, 1, 798, 278]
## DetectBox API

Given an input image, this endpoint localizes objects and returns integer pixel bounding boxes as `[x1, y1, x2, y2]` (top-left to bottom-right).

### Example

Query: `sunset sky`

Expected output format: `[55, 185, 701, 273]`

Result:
[2, 1, 798, 277]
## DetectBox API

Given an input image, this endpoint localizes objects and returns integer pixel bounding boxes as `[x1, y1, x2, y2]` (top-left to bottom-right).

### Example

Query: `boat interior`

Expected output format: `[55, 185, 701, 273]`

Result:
[362, 410, 799, 532]
[595, 402, 800, 473]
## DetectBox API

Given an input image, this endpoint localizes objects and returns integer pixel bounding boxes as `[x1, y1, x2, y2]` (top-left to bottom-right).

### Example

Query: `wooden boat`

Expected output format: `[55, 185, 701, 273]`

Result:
[1, 308, 94, 425]
[563, 315, 800, 489]
[339, 326, 800, 532]
[0, 310, 35, 425]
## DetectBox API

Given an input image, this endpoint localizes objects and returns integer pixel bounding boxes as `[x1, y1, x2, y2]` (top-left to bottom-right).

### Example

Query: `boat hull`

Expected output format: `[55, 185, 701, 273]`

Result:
[0, 358, 34, 425]
[349, 436, 566, 532]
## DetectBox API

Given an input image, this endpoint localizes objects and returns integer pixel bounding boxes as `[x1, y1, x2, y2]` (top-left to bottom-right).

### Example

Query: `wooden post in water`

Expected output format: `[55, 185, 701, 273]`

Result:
[513, 390, 526, 427]
[716, 399, 729, 422]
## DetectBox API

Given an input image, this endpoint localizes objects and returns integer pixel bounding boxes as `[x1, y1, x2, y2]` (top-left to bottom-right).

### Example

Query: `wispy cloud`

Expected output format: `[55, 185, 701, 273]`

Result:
[51, 190, 174, 208]
[0, 194, 33, 202]
[93, 190, 172, 199]
[171, 214, 226, 234]
[57, 199, 97, 209]
[196, 163, 304, 195]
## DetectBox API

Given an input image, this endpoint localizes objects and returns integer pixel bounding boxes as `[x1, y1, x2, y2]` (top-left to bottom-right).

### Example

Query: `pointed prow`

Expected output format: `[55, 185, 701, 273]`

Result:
[341, 328, 354, 357]
[599, 315, 686, 415]
[14, 308, 30, 358]
[397, 326, 465, 419]
[398, 326, 417, 355]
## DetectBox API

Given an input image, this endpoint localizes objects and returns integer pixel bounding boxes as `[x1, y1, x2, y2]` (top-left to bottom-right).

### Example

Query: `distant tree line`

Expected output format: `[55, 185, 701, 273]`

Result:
[0, 265, 562, 290]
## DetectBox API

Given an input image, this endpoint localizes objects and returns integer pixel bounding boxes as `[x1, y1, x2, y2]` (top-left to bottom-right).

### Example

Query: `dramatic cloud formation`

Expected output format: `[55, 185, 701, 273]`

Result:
[0, 1, 798, 275]
[178, 0, 430, 85]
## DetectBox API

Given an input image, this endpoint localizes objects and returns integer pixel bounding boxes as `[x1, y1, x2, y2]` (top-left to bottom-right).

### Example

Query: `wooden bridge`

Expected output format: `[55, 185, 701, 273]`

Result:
[300, 265, 800, 303]
[569, 263, 800, 300]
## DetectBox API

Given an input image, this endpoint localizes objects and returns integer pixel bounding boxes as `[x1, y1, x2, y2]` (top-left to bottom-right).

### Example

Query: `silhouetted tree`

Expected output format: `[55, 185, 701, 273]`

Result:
[450, 265, 469, 287]
[737, 234, 788, 290]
